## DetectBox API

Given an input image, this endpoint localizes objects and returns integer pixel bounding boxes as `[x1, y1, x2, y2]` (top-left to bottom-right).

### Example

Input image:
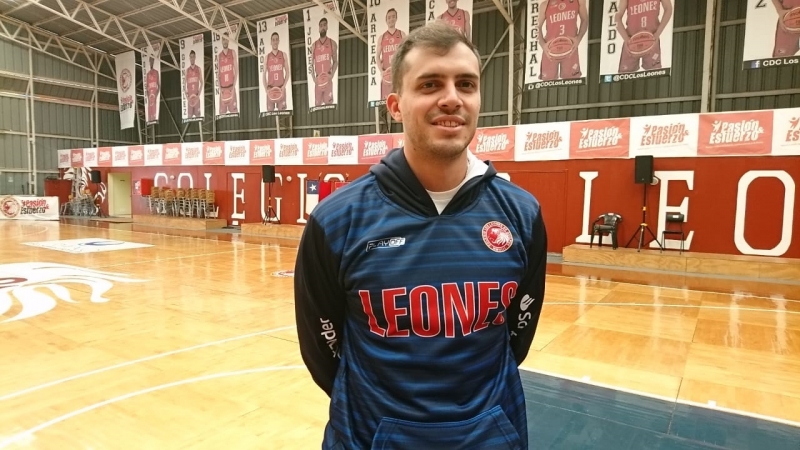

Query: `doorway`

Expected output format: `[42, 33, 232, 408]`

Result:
[108, 172, 132, 217]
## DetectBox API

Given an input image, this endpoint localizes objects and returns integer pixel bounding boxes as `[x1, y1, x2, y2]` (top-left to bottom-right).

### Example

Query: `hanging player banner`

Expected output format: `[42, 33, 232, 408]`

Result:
[368, 0, 409, 107]
[140, 43, 161, 126]
[180, 34, 205, 123]
[213, 23, 241, 119]
[525, 0, 590, 90]
[599, 0, 674, 83]
[114, 51, 136, 130]
[427, 0, 473, 41]
[305, 2, 340, 112]
[742, 0, 800, 69]
[258, 14, 293, 117]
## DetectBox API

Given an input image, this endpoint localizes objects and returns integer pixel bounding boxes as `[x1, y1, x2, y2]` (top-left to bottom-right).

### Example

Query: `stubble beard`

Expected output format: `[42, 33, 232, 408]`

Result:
[406, 118, 475, 162]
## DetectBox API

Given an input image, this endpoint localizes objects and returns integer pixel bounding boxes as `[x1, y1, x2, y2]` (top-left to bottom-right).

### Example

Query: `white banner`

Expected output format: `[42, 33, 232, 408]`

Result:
[629, 113, 699, 158]
[114, 51, 136, 130]
[259, 14, 293, 117]
[180, 34, 205, 123]
[599, 0, 674, 83]
[275, 138, 304, 165]
[141, 43, 162, 126]
[427, 0, 473, 41]
[305, 2, 340, 112]
[772, 107, 800, 155]
[213, 23, 241, 119]
[525, 0, 590, 90]
[368, 1, 409, 107]
[0, 196, 59, 221]
[327, 135, 359, 165]
[514, 121, 571, 161]
[57, 149, 71, 169]
[743, 0, 800, 69]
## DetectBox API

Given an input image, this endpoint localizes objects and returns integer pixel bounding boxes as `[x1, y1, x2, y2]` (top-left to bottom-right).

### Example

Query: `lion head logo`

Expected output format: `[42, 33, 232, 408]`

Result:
[482, 221, 514, 253]
[0, 263, 146, 323]
[1, 197, 20, 219]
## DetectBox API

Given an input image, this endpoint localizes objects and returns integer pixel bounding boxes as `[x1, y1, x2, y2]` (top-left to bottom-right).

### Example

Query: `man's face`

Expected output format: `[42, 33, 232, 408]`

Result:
[149, 57, 154, 68]
[387, 43, 481, 160]
[319, 20, 328, 37]
[222, 34, 229, 49]
[386, 10, 397, 28]
[190, 53, 196, 65]
[271, 34, 279, 50]
[448, 0, 458, 8]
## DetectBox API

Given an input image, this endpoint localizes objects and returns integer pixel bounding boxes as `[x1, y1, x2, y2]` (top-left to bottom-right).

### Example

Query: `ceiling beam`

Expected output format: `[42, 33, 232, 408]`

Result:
[22, 0, 181, 70]
[0, 14, 116, 82]
[153, 0, 257, 56]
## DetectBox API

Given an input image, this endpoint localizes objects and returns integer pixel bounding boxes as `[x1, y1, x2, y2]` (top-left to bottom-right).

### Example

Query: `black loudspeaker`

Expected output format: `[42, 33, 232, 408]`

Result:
[634, 155, 653, 184]
[90, 169, 101, 184]
[262, 165, 275, 183]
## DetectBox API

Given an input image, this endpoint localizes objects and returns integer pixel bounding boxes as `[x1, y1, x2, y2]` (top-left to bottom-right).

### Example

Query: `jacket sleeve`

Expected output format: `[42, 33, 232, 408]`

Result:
[507, 208, 548, 366]
[294, 215, 347, 397]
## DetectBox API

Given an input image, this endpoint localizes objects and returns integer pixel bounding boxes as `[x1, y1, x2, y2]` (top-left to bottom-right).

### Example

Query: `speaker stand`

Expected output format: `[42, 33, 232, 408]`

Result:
[262, 182, 280, 225]
[625, 181, 664, 252]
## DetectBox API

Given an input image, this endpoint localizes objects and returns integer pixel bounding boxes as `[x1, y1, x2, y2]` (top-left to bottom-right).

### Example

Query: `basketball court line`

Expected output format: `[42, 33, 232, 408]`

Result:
[0, 365, 307, 449]
[0, 325, 296, 403]
[542, 301, 800, 314]
[547, 273, 800, 302]
[519, 366, 800, 429]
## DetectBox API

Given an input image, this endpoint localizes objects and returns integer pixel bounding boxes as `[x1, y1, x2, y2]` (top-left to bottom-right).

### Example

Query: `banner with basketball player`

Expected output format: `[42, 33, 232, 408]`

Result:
[180, 34, 205, 123]
[427, 0, 473, 41]
[213, 23, 240, 119]
[140, 43, 161, 126]
[524, 0, 590, 90]
[114, 50, 136, 130]
[305, 2, 340, 112]
[599, 0, 674, 83]
[742, 0, 800, 69]
[368, 1, 409, 107]
[258, 14, 293, 117]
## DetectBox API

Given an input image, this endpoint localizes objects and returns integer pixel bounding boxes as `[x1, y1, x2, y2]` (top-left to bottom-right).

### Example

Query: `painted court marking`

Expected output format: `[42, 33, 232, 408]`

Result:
[0, 365, 306, 449]
[0, 325, 296, 402]
[22, 238, 153, 254]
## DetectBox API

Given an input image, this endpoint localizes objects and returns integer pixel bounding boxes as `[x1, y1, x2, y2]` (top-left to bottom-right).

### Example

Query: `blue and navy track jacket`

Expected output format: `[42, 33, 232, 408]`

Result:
[294, 148, 548, 450]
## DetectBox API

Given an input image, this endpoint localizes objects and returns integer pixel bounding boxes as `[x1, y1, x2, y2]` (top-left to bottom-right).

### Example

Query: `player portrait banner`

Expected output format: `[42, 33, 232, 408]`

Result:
[141, 43, 162, 126]
[258, 14, 293, 117]
[213, 23, 241, 119]
[525, 0, 590, 90]
[114, 51, 136, 130]
[599, 0, 674, 83]
[427, 0, 473, 41]
[305, 2, 340, 112]
[368, 0, 409, 107]
[180, 34, 205, 123]
[742, 0, 800, 69]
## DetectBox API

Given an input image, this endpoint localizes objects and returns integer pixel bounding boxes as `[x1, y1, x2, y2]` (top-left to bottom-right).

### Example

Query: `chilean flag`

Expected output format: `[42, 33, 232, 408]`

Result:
[306, 179, 319, 216]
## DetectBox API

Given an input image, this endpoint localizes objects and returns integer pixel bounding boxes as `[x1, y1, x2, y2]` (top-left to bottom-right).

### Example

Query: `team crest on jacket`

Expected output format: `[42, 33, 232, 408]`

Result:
[482, 221, 513, 252]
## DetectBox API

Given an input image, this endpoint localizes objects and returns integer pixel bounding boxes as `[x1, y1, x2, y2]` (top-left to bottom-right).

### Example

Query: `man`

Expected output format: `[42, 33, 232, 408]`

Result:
[184, 50, 202, 119]
[438, 0, 472, 40]
[378, 8, 406, 101]
[294, 21, 547, 450]
[312, 17, 339, 106]
[217, 31, 238, 114]
[263, 32, 290, 111]
[145, 56, 159, 123]
[771, 0, 800, 58]
[615, 0, 673, 73]
[538, 0, 588, 81]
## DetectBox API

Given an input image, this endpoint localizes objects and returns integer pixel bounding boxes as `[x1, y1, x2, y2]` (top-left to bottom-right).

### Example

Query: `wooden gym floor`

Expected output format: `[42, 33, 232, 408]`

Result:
[1, 219, 799, 449]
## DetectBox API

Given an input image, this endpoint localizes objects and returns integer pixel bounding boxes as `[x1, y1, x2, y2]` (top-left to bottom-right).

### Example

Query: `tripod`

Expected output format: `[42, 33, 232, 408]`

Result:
[625, 180, 664, 252]
[262, 181, 280, 225]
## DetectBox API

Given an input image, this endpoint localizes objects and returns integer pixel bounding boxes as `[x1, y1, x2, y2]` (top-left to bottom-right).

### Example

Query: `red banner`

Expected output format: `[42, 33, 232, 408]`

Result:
[128, 145, 145, 166]
[250, 140, 275, 165]
[698, 111, 773, 156]
[469, 126, 515, 161]
[163, 143, 182, 166]
[97, 147, 113, 167]
[303, 137, 330, 165]
[203, 142, 225, 165]
[569, 118, 630, 159]
[358, 134, 393, 165]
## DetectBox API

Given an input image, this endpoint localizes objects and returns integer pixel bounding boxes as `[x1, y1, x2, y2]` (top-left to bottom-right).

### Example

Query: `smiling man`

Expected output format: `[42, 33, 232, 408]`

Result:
[294, 20, 548, 450]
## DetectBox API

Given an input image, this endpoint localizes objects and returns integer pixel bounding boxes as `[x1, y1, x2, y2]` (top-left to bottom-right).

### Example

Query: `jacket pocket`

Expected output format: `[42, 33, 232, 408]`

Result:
[370, 405, 523, 450]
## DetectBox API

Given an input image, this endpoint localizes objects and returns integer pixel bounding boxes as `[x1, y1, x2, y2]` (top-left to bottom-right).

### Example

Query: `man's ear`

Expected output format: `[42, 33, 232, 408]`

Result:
[386, 92, 403, 122]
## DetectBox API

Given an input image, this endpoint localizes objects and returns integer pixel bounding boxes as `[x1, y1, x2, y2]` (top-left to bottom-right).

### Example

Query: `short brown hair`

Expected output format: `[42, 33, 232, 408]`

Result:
[390, 21, 481, 94]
